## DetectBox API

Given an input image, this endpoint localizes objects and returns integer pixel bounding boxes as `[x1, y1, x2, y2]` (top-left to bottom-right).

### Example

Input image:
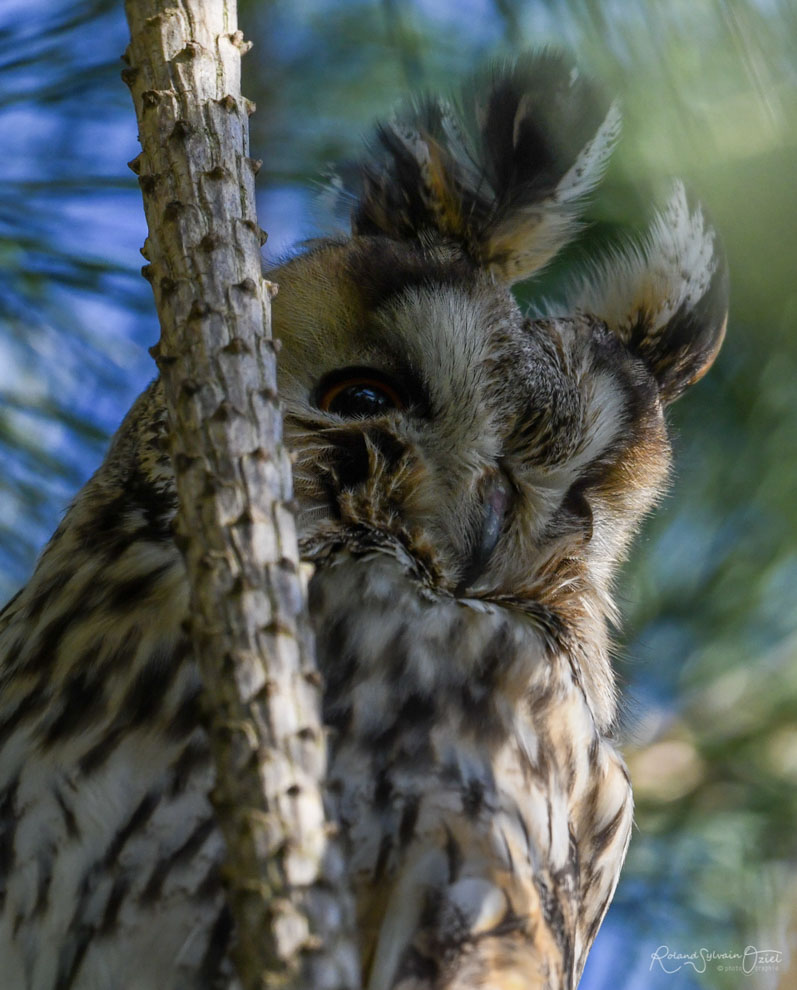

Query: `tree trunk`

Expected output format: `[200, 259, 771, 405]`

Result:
[122, 3, 359, 988]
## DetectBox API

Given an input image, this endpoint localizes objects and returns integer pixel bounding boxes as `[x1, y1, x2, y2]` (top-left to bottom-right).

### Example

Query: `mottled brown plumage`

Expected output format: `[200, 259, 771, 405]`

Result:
[0, 54, 727, 989]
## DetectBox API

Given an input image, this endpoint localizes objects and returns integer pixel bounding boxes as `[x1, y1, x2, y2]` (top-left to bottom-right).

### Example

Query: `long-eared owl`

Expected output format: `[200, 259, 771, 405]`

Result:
[0, 54, 727, 989]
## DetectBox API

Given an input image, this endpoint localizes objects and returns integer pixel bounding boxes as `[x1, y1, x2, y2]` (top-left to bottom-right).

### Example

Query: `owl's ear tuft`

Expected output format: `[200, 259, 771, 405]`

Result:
[570, 182, 728, 403]
[328, 52, 620, 284]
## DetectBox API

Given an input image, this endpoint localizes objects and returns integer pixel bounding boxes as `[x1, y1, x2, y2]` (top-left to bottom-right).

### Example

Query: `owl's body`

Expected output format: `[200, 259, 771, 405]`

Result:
[0, 56, 727, 989]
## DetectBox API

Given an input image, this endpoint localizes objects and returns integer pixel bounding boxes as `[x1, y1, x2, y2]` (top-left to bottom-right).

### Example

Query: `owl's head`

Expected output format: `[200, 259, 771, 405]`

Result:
[271, 55, 727, 698]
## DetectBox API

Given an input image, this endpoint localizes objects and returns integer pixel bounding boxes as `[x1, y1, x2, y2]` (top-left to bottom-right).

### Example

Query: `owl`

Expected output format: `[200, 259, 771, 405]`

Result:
[0, 55, 726, 990]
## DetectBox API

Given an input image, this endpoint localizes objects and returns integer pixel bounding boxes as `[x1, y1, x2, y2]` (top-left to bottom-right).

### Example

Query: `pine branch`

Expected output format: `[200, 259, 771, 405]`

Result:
[121, 3, 359, 987]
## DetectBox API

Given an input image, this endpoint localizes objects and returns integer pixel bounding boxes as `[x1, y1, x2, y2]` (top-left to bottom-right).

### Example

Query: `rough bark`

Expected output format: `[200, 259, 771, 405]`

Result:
[122, 3, 359, 988]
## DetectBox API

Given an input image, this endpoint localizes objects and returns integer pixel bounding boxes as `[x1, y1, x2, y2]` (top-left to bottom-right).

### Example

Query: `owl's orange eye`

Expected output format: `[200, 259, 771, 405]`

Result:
[317, 369, 405, 418]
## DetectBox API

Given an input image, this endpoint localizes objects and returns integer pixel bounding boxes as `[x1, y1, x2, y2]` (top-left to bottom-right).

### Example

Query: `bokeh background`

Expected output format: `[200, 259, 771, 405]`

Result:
[1, 1, 795, 986]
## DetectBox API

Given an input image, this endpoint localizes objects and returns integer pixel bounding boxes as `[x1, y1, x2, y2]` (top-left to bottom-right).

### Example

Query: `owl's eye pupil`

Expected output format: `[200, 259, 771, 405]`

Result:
[330, 384, 390, 416]
[317, 370, 404, 417]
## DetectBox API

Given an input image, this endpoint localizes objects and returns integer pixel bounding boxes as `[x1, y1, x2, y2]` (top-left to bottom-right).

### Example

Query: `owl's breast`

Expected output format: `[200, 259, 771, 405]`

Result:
[307, 546, 633, 989]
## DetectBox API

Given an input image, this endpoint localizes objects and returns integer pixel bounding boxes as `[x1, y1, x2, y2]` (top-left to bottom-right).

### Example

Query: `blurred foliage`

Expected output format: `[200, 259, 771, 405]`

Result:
[1, 0, 796, 987]
[0, 0, 153, 590]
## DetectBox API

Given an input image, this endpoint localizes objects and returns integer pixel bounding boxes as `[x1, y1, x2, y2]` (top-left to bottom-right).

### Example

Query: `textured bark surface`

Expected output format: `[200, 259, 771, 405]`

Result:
[122, 3, 359, 988]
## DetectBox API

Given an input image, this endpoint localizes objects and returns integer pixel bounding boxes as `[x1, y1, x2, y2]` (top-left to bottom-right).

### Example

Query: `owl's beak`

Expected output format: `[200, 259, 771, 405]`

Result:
[457, 470, 512, 592]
